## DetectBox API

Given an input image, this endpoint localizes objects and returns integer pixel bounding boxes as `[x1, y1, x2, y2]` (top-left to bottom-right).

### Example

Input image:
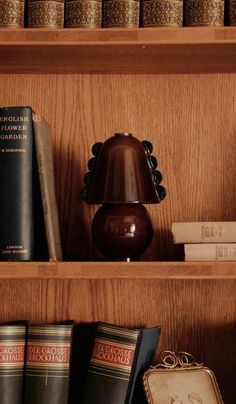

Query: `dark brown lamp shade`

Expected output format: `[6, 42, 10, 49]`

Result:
[86, 133, 160, 204]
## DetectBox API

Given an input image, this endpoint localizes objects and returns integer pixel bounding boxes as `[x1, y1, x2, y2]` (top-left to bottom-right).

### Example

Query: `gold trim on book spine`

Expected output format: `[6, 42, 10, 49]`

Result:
[103, 0, 140, 28]
[65, 0, 102, 28]
[229, 0, 236, 25]
[0, 0, 24, 28]
[142, 0, 183, 27]
[184, 0, 224, 26]
[28, 0, 65, 28]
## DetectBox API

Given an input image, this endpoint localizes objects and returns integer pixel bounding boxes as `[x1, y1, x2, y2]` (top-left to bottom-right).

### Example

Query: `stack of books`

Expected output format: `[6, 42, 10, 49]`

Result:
[172, 221, 236, 261]
[0, 321, 161, 404]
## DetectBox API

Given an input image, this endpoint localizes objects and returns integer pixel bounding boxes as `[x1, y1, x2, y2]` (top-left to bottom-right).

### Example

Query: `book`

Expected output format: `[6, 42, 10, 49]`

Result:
[102, 0, 140, 28]
[28, 0, 65, 28]
[229, 0, 236, 25]
[23, 322, 74, 404]
[33, 113, 62, 261]
[0, 322, 27, 404]
[184, 243, 236, 261]
[0, 107, 62, 261]
[81, 322, 161, 404]
[141, 0, 183, 27]
[65, 0, 102, 28]
[0, 107, 34, 261]
[0, 0, 25, 28]
[184, 0, 224, 27]
[172, 221, 236, 244]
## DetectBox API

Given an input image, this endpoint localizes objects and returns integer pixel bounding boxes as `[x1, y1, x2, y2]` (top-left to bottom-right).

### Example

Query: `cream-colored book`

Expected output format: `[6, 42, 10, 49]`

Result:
[172, 222, 236, 244]
[184, 243, 236, 261]
[33, 114, 62, 261]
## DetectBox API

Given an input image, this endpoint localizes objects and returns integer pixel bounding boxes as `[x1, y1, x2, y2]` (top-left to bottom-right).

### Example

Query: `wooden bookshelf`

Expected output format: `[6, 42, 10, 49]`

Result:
[0, 27, 235, 403]
[0, 27, 236, 73]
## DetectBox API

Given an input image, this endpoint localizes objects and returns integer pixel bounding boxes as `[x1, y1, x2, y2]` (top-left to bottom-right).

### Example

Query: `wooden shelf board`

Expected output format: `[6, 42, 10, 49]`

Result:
[0, 261, 235, 279]
[0, 27, 236, 73]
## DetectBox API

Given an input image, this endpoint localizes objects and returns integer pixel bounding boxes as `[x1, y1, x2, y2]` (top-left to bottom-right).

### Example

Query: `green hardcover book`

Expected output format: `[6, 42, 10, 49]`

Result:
[0, 106, 62, 261]
[81, 322, 161, 404]
[0, 323, 27, 404]
[0, 107, 34, 261]
[23, 323, 74, 404]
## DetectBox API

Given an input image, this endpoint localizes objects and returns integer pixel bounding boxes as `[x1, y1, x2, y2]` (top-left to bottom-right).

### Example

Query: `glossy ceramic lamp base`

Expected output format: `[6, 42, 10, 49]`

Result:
[92, 203, 153, 261]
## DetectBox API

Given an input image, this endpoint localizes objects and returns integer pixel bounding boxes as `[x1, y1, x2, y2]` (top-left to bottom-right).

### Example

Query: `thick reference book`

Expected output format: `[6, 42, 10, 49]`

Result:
[0, 322, 27, 404]
[184, 243, 236, 261]
[23, 322, 74, 404]
[32, 113, 62, 261]
[172, 221, 236, 243]
[81, 322, 161, 404]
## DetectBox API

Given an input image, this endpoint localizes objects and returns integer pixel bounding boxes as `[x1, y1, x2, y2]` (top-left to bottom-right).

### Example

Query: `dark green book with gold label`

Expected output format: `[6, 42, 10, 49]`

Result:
[0, 323, 27, 404]
[81, 322, 161, 404]
[23, 323, 74, 404]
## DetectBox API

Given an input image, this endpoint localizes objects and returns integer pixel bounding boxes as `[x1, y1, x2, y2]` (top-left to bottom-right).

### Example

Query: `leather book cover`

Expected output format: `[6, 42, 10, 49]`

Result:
[23, 322, 74, 404]
[0, 0, 25, 28]
[0, 106, 34, 261]
[28, 0, 65, 28]
[65, 0, 102, 28]
[0, 323, 27, 404]
[81, 322, 161, 404]
[33, 114, 62, 261]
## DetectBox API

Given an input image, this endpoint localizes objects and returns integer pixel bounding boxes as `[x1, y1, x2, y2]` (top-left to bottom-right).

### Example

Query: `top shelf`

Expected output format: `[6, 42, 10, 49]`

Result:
[1, 27, 236, 74]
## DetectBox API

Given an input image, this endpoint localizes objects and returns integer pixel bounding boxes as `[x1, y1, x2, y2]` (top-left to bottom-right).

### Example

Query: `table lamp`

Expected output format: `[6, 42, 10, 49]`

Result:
[81, 133, 166, 261]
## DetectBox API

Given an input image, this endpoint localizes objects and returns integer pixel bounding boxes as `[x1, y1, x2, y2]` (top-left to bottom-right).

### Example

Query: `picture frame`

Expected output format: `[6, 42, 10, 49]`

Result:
[143, 351, 224, 404]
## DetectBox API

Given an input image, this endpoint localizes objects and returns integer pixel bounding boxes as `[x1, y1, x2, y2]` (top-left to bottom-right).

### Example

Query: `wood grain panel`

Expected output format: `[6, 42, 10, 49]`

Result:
[1, 73, 235, 260]
[0, 28, 236, 73]
[0, 277, 235, 403]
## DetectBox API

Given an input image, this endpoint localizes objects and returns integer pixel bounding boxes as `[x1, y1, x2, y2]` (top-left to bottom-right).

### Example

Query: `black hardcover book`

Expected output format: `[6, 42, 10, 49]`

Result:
[0, 107, 34, 260]
[0, 323, 27, 404]
[81, 322, 161, 404]
[23, 322, 74, 404]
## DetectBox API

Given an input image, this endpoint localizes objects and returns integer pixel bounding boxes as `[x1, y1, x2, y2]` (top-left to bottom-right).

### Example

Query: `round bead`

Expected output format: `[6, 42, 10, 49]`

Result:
[152, 170, 163, 184]
[92, 142, 103, 156]
[88, 157, 96, 171]
[142, 140, 153, 154]
[157, 185, 166, 200]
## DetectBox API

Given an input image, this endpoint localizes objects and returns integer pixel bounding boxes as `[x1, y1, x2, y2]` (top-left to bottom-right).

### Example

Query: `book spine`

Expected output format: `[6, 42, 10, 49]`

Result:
[65, 0, 102, 28]
[33, 114, 62, 261]
[0, 107, 34, 261]
[0, 324, 26, 404]
[23, 323, 73, 404]
[0, 0, 25, 28]
[229, 0, 236, 25]
[184, 243, 236, 261]
[28, 0, 65, 28]
[184, 0, 224, 27]
[172, 222, 236, 243]
[102, 0, 140, 28]
[82, 322, 140, 404]
[127, 326, 160, 404]
[141, 0, 183, 28]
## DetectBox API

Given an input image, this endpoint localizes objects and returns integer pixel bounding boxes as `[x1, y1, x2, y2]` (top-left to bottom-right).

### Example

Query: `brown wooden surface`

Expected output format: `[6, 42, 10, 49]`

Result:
[0, 261, 235, 279]
[0, 27, 235, 403]
[0, 27, 236, 73]
[1, 72, 235, 260]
